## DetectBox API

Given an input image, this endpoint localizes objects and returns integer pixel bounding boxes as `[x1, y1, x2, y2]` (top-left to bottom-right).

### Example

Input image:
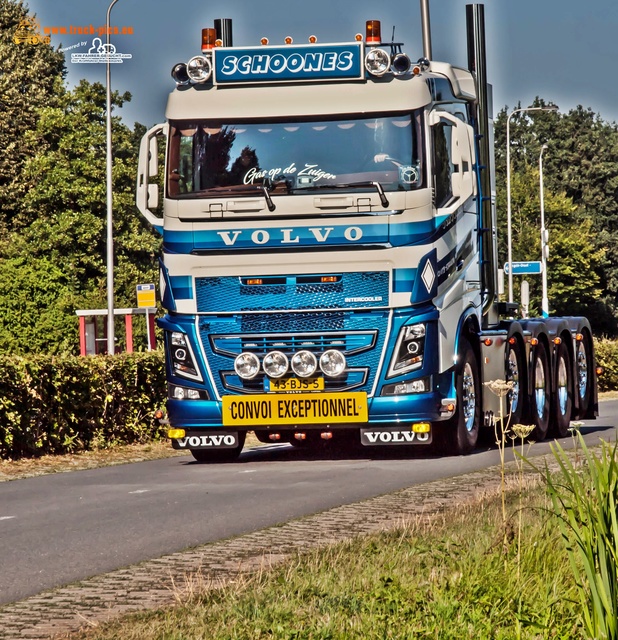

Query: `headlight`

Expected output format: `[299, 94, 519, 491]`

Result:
[387, 323, 426, 378]
[291, 350, 318, 377]
[263, 351, 289, 378]
[234, 352, 260, 379]
[169, 332, 202, 381]
[319, 350, 346, 377]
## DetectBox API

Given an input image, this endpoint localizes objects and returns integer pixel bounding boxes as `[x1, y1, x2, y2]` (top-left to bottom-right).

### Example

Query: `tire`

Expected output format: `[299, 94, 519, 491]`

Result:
[529, 342, 550, 441]
[549, 341, 573, 438]
[190, 432, 246, 463]
[505, 339, 525, 428]
[575, 333, 592, 416]
[442, 337, 481, 455]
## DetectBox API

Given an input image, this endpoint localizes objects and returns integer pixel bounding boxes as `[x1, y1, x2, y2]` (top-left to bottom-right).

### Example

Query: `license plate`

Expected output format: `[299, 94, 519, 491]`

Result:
[268, 377, 324, 392]
[222, 392, 368, 426]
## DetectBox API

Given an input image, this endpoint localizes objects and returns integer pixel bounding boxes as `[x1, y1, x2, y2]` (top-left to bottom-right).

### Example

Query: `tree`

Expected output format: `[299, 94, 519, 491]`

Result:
[494, 99, 618, 334]
[0, 80, 160, 354]
[0, 0, 66, 226]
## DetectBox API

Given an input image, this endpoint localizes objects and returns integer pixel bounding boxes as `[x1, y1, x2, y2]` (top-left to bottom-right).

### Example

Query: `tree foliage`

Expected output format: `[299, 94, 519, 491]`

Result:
[0, 1, 160, 354]
[0, 0, 65, 224]
[494, 98, 618, 334]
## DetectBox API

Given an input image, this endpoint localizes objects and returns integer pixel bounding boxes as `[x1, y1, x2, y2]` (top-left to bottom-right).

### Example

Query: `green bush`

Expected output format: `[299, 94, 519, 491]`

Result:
[0, 351, 166, 460]
[594, 338, 618, 392]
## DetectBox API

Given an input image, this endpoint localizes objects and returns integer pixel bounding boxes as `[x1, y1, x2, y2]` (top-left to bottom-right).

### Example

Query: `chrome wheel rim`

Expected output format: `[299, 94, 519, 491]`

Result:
[507, 348, 520, 415]
[557, 355, 568, 415]
[534, 355, 547, 419]
[462, 362, 476, 433]
[577, 341, 588, 401]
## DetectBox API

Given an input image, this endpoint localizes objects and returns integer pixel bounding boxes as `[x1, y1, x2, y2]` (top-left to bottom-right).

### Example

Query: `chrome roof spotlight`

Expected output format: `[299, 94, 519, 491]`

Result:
[364, 48, 390, 77]
[186, 55, 213, 83]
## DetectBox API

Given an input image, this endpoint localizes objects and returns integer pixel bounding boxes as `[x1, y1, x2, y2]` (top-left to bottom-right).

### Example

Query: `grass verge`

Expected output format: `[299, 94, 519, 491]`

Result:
[66, 480, 585, 639]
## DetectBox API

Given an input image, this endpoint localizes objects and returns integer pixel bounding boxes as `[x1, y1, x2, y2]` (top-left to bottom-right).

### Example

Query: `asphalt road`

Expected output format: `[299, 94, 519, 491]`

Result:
[1, 401, 616, 606]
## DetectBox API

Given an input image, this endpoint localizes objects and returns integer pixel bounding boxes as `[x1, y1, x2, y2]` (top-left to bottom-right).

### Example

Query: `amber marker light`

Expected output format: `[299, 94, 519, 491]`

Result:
[366, 20, 381, 44]
[246, 278, 263, 285]
[308, 35, 317, 43]
[553, 337, 562, 345]
[284, 36, 293, 45]
[154, 409, 165, 420]
[355, 33, 363, 42]
[576, 333, 584, 341]
[168, 428, 185, 439]
[215, 39, 223, 47]
[530, 337, 539, 346]
[260, 37, 269, 45]
[508, 337, 516, 345]
[483, 338, 493, 346]
[321, 276, 338, 283]
[596, 366, 604, 376]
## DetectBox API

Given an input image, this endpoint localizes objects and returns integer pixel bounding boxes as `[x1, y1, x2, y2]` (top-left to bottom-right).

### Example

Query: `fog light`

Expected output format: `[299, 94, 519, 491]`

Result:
[263, 351, 289, 378]
[234, 352, 260, 379]
[319, 350, 346, 377]
[412, 422, 431, 433]
[291, 350, 318, 377]
[168, 428, 185, 439]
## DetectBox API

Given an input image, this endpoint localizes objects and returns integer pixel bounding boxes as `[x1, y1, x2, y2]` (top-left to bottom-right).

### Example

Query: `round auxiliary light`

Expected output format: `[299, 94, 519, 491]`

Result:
[364, 48, 390, 77]
[391, 53, 411, 75]
[186, 55, 212, 83]
[263, 351, 289, 378]
[171, 62, 190, 85]
[234, 352, 260, 380]
[291, 350, 318, 378]
[319, 350, 346, 377]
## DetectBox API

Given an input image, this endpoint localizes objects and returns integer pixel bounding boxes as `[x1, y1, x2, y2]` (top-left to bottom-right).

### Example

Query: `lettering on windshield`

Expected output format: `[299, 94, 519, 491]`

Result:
[244, 162, 336, 185]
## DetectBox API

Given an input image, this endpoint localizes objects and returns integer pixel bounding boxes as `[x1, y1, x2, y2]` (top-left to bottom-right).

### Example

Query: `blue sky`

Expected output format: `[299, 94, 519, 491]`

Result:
[23, 0, 618, 128]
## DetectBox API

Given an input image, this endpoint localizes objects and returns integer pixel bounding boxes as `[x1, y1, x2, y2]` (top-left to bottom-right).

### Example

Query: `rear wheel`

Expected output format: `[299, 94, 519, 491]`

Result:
[529, 342, 550, 441]
[549, 341, 573, 438]
[190, 432, 246, 463]
[505, 339, 525, 428]
[575, 333, 593, 416]
[442, 337, 480, 455]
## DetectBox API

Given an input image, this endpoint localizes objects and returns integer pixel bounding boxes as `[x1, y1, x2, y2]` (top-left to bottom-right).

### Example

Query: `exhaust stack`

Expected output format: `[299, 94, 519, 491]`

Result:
[419, 0, 432, 60]
[466, 4, 498, 326]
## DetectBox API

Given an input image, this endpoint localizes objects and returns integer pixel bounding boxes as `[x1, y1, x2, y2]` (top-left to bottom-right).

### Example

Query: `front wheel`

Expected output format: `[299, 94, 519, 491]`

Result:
[441, 337, 481, 455]
[191, 432, 246, 463]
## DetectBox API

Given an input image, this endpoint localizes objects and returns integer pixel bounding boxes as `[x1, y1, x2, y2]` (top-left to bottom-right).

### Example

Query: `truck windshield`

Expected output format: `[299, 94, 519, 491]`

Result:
[167, 111, 425, 198]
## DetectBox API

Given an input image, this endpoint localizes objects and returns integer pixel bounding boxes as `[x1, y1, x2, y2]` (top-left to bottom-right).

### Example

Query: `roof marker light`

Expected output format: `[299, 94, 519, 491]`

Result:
[366, 20, 381, 44]
[261, 37, 269, 45]
[355, 33, 363, 42]
[284, 36, 293, 45]
[308, 35, 317, 43]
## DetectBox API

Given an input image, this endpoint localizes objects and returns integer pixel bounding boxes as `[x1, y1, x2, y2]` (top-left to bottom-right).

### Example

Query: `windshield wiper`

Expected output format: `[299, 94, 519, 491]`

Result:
[294, 181, 390, 208]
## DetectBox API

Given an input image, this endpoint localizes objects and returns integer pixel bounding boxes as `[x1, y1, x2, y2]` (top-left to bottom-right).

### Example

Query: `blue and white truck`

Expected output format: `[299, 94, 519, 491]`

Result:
[137, 2, 597, 461]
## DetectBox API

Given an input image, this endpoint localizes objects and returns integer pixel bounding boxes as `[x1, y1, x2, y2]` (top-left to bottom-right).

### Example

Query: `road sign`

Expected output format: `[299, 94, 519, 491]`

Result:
[136, 283, 156, 308]
[503, 261, 543, 275]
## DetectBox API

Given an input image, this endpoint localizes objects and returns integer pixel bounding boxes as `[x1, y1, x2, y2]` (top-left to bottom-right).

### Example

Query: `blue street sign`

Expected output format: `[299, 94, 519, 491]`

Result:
[504, 261, 544, 275]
